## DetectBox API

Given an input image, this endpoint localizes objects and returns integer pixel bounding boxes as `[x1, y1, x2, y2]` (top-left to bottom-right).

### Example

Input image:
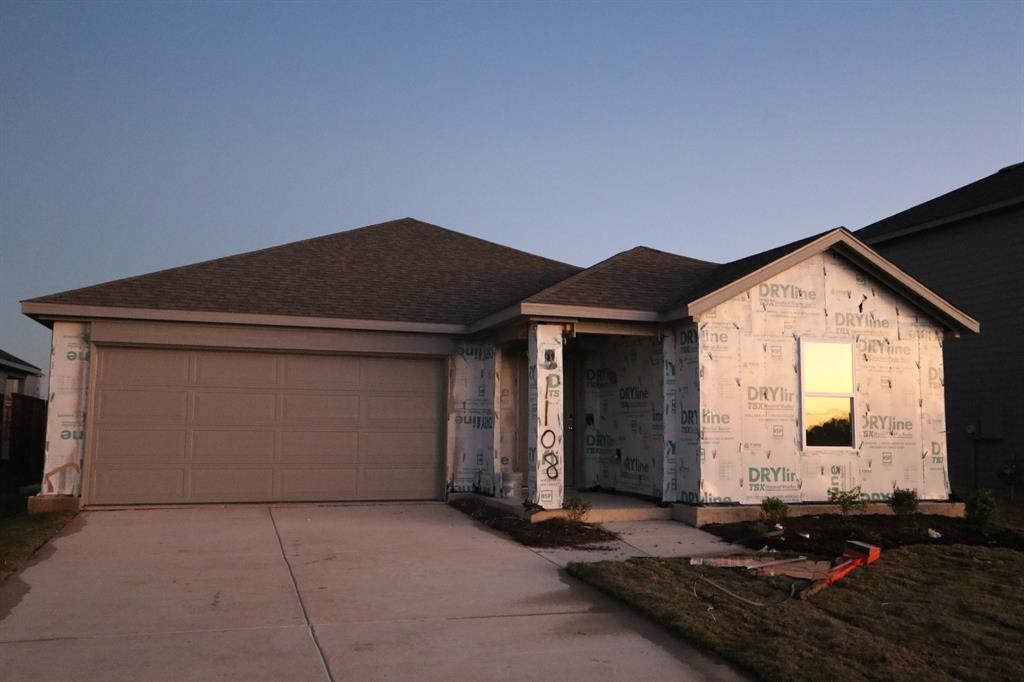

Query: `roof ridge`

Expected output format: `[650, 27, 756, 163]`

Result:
[629, 244, 719, 266]
[24, 218, 580, 304]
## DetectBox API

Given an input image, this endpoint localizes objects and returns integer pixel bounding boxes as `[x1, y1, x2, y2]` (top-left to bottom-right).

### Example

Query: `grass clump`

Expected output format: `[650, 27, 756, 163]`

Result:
[759, 496, 789, 526]
[889, 486, 919, 518]
[966, 489, 1000, 531]
[829, 486, 867, 520]
[563, 494, 592, 522]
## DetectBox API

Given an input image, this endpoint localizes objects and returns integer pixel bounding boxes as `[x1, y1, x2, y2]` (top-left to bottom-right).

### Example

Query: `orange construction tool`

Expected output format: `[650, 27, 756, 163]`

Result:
[800, 540, 881, 599]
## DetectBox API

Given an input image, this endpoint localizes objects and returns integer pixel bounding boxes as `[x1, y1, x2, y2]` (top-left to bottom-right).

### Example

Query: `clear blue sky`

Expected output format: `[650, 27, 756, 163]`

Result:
[2, 1, 1021, 375]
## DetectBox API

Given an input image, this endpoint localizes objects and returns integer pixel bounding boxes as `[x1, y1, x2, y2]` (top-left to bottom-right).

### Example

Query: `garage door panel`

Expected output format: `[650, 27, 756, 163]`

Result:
[93, 468, 186, 504]
[280, 430, 359, 464]
[279, 468, 358, 499]
[194, 392, 277, 424]
[282, 393, 360, 426]
[89, 348, 443, 504]
[195, 353, 278, 388]
[362, 395, 439, 431]
[281, 355, 360, 389]
[190, 468, 274, 501]
[361, 357, 438, 391]
[359, 468, 437, 499]
[361, 431, 439, 466]
[193, 430, 276, 462]
[100, 349, 190, 386]
[98, 389, 189, 423]
[94, 429, 187, 463]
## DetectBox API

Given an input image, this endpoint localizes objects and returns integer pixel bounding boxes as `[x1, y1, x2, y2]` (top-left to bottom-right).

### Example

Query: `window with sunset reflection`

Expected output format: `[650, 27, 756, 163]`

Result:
[801, 340, 854, 447]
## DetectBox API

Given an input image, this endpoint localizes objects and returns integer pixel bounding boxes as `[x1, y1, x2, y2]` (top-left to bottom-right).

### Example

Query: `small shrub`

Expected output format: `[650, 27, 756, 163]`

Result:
[828, 486, 867, 519]
[760, 497, 789, 526]
[965, 489, 999, 531]
[889, 486, 920, 517]
[563, 494, 592, 523]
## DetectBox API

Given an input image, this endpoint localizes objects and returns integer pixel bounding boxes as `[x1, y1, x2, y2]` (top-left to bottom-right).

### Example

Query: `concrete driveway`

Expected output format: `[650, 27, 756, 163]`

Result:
[0, 503, 742, 681]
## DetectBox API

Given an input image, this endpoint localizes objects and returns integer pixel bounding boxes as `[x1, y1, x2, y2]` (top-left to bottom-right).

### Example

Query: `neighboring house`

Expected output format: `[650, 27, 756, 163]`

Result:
[22, 218, 977, 510]
[0, 349, 43, 399]
[0, 349, 44, 461]
[857, 162, 1023, 494]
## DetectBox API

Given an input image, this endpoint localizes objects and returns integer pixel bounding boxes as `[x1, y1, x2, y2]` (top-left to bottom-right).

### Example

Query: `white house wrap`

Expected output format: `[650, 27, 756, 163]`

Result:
[40, 321, 91, 497]
[687, 252, 950, 504]
[448, 343, 498, 494]
[528, 324, 564, 509]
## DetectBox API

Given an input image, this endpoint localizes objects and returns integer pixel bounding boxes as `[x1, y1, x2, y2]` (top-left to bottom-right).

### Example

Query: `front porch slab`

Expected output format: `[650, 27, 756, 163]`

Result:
[453, 492, 672, 524]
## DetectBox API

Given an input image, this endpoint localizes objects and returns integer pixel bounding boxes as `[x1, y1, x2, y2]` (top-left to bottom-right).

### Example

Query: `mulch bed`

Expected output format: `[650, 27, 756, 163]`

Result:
[449, 495, 617, 548]
[704, 513, 1024, 559]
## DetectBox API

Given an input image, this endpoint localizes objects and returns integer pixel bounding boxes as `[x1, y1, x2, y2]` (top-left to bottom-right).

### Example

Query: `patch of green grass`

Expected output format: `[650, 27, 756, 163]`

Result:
[569, 544, 1024, 682]
[0, 496, 75, 584]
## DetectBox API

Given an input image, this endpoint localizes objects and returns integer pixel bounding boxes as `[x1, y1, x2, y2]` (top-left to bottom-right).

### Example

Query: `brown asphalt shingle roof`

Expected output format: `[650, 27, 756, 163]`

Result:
[525, 247, 719, 312]
[27, 218, 582, 326]
[856, 161, 1024, 243]
[29, 218, 948, 329]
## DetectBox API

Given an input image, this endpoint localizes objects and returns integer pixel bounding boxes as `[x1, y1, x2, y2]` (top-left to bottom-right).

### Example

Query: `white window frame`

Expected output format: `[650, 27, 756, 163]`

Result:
[799, 337, 856, 450]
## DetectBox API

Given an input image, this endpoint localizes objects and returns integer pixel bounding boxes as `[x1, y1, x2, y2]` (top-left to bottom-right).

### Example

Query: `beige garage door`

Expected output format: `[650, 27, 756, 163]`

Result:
[87, 347, 444, 505]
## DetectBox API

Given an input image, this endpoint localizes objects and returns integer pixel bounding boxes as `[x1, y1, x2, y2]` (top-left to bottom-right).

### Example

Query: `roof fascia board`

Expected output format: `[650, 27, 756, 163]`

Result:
[862, 195, 1024, 245]
[520, 302, 660, 322]
[574, 320, 659, 336]
[828, 241, 980, 333]
[21, 302, 466, 335]
[464, 303, 524, 334]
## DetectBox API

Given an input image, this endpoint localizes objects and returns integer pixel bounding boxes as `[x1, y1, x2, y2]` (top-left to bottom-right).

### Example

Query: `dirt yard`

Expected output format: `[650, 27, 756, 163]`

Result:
[0, 495, 75, 584]
[569, 543, 1024, 682]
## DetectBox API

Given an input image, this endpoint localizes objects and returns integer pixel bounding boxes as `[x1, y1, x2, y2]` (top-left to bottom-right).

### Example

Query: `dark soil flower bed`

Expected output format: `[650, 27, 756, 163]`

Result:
[704, 513, 1024, 559]
[449, 495, 617, 548]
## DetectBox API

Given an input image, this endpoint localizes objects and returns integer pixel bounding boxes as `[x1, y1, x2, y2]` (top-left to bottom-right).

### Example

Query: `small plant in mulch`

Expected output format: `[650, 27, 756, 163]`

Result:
[759, 497, 789, 527]
[449, 495, 617, 548]
[966, 489, 1000, 532]
[562, 494, 592, 522]
[889, 486, 919, 524]
[828, 486, 867, 521]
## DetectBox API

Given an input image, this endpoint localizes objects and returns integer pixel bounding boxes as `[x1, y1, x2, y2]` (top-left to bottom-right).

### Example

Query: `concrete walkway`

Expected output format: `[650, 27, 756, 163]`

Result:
[535, 518, 742, 567]
[0, 503, 743, 682]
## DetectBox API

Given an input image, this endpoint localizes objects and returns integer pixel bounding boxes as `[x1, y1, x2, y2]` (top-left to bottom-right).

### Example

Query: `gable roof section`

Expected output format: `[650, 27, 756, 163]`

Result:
[857, 162, 1024, 244]
[23, 218, 581, 329]
[524, 246, 719, 312]
[663, 228, 979, 334]
[0, 348, 42, 375]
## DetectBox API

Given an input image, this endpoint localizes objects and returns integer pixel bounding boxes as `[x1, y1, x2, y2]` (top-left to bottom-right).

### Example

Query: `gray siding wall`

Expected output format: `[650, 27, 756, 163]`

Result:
[868, 206, 1024, 492]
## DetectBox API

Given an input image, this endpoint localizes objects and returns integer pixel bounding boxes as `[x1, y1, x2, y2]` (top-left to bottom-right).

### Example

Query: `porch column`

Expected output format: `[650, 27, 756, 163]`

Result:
[527, 323, 565, 509]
